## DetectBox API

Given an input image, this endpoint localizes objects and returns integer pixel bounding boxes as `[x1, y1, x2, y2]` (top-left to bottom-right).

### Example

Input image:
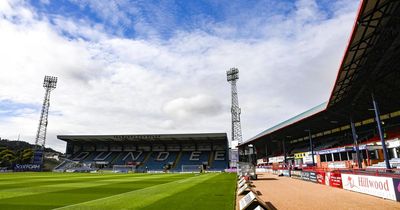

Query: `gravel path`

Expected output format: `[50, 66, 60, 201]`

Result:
[237, 173, 400, 210]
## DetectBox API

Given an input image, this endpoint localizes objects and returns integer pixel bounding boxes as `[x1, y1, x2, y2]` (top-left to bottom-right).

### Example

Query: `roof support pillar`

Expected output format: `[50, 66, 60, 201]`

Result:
[350, 117, 363, 168]
[282, 139, 287, 164]
[306, 130, 315, 166]
[264, 143, 268, 156]
[371, 92, 391, 169]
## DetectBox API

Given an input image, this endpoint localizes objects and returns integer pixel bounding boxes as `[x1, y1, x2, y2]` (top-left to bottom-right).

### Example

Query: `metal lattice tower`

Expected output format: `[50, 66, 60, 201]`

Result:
[227, 67, 243, 144]
[34, 76, 57, 149]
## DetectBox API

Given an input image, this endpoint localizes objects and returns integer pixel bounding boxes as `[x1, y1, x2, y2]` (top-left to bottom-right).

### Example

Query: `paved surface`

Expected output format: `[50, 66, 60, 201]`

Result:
[237, 173, 400, 210]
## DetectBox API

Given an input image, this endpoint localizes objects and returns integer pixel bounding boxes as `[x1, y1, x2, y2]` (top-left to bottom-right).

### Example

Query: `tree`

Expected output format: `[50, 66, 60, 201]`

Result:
[20, 149, 33, 164]
[0, 149, 16, 167]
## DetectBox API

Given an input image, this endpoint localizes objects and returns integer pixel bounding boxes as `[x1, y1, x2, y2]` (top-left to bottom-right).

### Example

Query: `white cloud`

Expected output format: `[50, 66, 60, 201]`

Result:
[163, 94, 223, 120]
[0, 0, 359, 151]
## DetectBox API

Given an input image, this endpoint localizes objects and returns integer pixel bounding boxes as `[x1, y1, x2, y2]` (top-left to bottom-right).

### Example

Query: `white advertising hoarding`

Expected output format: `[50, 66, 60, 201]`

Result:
[268, 156, 284, 163]
[239, 191, 256, 210]
[327, 162, 346, 169]
[341, 173, 396, 201]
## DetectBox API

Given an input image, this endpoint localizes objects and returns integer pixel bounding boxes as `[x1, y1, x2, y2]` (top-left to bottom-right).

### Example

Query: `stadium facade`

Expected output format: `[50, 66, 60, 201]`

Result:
[56, 133, 229, 172]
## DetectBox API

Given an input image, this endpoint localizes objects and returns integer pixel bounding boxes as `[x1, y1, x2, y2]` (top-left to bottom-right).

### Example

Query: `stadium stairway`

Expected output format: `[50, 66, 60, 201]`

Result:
[72, 151, 90, 161]
[110, 152, 124, 165]
[53, 160, 69, 171]
[54, 151, 88, 171]
[81, 152, 98, 163]
[102, 152, 119, 163]
[171, 151, 182, 170]
[208, 151, 214, 168]
[137, 152, 152, 171]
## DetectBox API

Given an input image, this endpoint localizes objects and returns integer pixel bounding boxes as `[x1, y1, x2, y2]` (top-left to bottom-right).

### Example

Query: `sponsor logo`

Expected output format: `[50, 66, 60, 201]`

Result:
[344, 175, 358, 189]
[342, 174, 396, 201]
[357, 176, 390, 191]
[14, 164, 41, 170]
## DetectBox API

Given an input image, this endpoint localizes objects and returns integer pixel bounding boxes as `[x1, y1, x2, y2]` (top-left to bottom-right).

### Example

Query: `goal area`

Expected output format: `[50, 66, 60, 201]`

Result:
[112, 165, 135, 173]
[181, 165, 202, 173]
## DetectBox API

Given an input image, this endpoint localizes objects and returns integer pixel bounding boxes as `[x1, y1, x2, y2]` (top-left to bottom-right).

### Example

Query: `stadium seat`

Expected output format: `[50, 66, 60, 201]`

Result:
[174, 151, 209, 172]
[141, 151, 178, 171]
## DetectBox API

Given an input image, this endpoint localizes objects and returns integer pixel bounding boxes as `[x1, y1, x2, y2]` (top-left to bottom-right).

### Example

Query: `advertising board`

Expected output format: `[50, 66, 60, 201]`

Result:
[272, 170, 278, 175]
[342, 173, 397, 201]
[268, 156, 285, 163]
[316, 171, 325, 184]
[238, 179, 247, 188]
[329, 171, 342, 188]
[283, 170, 291, 177]
[291, 170, 302, 179]
[13, 164, 41, 172]
[239, 191, 256, 210]
[391, 178, 400, 201]
[301, 171, 310, 181]
[237, 183, 250, 195]
[327, 162, 347, 169]
[309, 171, 318, 183]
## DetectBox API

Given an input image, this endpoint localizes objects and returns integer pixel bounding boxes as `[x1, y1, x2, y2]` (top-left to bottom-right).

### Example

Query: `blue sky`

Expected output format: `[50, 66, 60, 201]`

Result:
[0, 0, 359, 151]
[28, 0, 342, 40]
[0, 100, 39, 118]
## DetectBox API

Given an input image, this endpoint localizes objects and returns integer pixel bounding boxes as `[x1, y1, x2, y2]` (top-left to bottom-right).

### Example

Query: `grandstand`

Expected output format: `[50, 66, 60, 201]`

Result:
[236, 0, 400, 203]
[239, 0, 400, 171]
[56, 133, 229, 172]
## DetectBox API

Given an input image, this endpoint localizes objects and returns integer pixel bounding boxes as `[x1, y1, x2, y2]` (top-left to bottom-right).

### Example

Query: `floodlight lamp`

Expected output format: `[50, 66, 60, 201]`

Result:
[227, 68, 239, 81]
[43, 76, 58, 88]
[226, 67, 238, 75]
[229, 67, 238, 74]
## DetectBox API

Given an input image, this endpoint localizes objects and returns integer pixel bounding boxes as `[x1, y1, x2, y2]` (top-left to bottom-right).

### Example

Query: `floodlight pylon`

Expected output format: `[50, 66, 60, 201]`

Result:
[33, 76, 57, 165]
[227, 67, 243, 145]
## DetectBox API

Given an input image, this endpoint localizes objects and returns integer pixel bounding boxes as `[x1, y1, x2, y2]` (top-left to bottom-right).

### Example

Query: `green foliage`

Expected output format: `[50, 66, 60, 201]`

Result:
[0, 139, 61, 154]
[20, 149, 34, 163]
[0, 148, 35, 167]
[0, 149, 16, 167]
[0, 139, 62, 168]
[0, 172, 236, 210]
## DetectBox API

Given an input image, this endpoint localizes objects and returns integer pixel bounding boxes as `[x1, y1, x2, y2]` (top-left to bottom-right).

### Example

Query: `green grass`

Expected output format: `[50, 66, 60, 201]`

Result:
[0, 172, 236, 210]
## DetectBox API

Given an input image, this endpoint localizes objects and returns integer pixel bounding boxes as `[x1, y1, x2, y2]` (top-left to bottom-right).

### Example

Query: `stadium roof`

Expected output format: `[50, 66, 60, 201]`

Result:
[58, 133, 228, 143]
[241, 0, 400, 147]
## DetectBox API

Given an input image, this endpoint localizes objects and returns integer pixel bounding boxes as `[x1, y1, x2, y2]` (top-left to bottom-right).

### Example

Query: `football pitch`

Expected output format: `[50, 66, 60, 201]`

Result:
[0, 172, 236, 210]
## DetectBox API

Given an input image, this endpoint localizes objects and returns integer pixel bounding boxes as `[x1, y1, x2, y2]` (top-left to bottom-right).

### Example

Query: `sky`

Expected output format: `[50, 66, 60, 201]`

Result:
[0, 0, 360, 152]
